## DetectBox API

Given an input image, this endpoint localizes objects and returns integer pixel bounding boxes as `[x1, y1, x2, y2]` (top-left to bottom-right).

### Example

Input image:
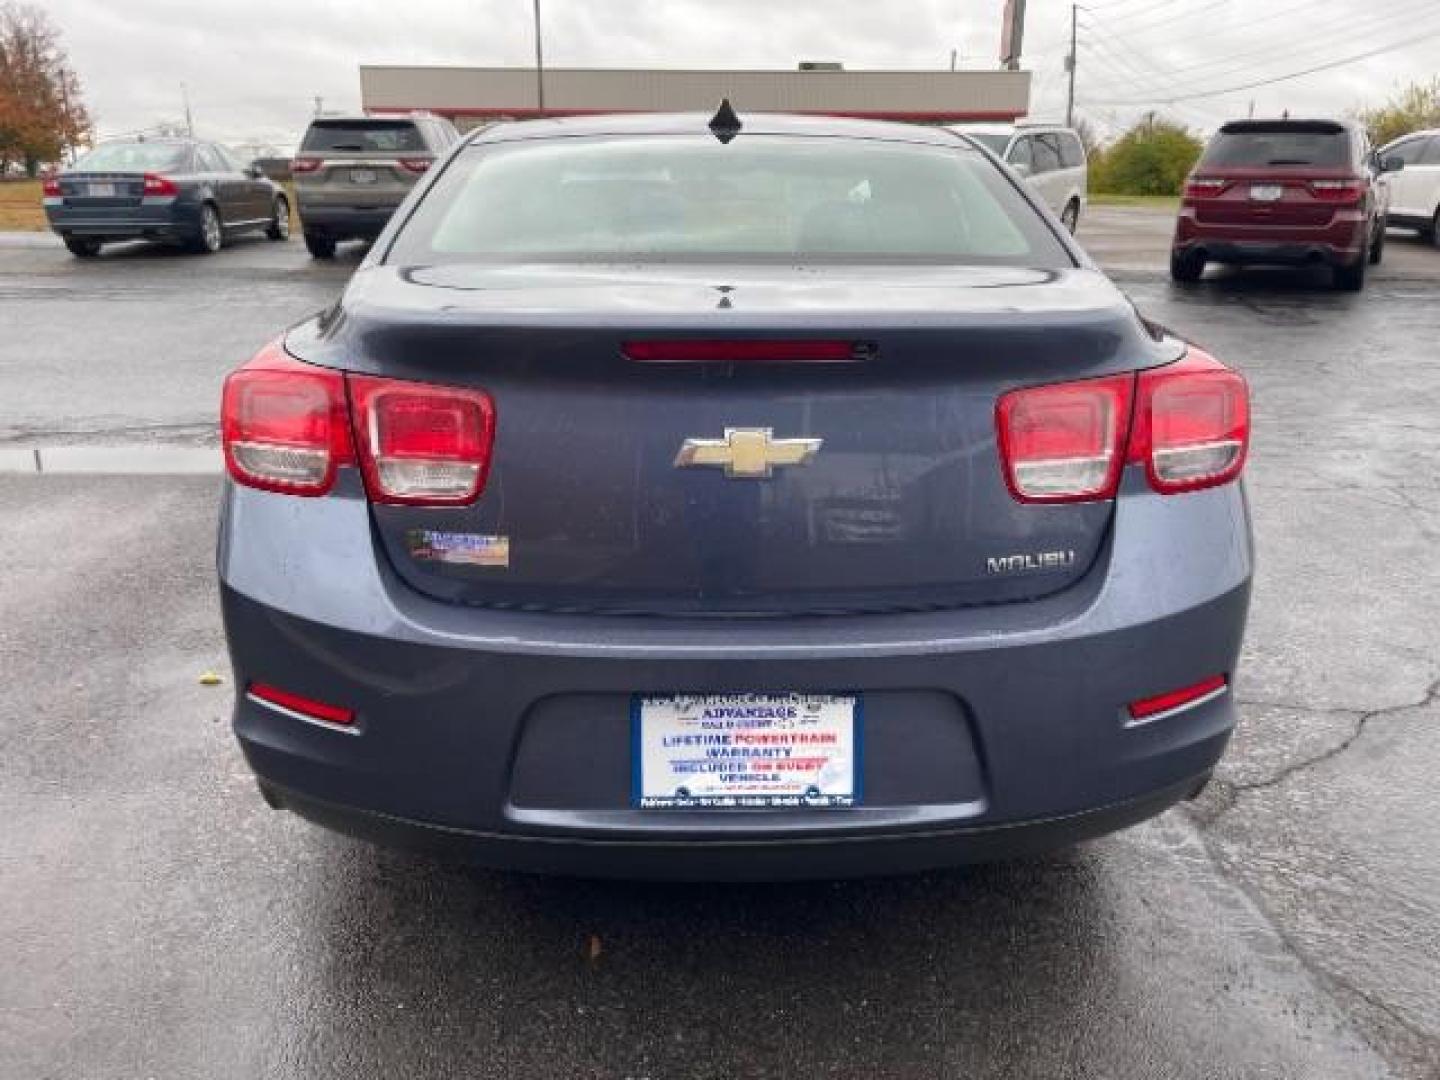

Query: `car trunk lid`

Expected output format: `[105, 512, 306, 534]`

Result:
[288, 262, 1180, 615]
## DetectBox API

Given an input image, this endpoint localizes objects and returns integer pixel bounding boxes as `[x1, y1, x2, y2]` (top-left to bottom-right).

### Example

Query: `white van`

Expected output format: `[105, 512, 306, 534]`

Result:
[1378, 129, 1440, 245]
[951, 123, 1089, 233]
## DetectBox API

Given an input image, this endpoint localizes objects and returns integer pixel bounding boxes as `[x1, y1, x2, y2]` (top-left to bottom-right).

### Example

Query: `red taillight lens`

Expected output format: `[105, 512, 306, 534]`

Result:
[399, 157, 433, 174]
[42, 176, 61, 197]
[291, 156, 321, 174]
[1129, 349, 1249, 494]
[1128, 674, 1227, 722]
[1183, 177, 1228, 198]
[248, 682, 355, 726]
[623, 339, 864, 363]
[142, 173, 177, 196]
[221, 342, 354, 495]
[348, 376, 496, 506]
[996, 374, 1134, 503]
[1308, 179, 1365, 203]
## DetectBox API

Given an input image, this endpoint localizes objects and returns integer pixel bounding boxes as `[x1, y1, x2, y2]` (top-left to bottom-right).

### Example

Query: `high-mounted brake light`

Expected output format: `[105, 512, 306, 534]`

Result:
[221, 341, 354, 496]
[623, 339, 864, 363]
[248, 682, 356, 727]
[1183, 177, 1228, 198]
[42, 176, 61, 197]
[398, 158, 432, 174]
[1308, 178, 1365, 203]
[142, 173, 178, 196]
[348, 376, 496, 506]
[1128, 349, 1249, 494]
[291, 156, 321, 174]
[996, 374, 1134, 503]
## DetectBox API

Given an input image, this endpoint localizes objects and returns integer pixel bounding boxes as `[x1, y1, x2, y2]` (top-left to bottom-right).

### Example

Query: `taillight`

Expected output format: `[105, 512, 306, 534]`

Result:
[996, 375, 1134, 503]
[348, 376, 495, 505]
[291, 156, 321, 174]
[1128, 348, 1249, 494]
[142, 173, 177, 196]
[623, 339, 864, 363]
[398, 158, 433, 174]
[1183, 177, 1228, 198]
[221, 341, 354, 496]
[42, 176, 61, 197]
[1308, 178, 1365, 203]
[996, 348, 1249, 503]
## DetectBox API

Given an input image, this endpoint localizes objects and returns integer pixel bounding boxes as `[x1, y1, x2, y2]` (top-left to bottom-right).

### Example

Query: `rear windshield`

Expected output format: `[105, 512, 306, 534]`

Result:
[73, 142, 190, 173]
[386, 134, 1071, 266]
[1200, 126, 1352, 168]
[301, 120, 425, 153]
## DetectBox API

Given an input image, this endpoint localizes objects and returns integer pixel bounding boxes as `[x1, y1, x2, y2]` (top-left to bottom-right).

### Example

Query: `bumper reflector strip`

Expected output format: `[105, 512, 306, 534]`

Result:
[248, 682, 356, 727]
[1128, 674, 1228, 723]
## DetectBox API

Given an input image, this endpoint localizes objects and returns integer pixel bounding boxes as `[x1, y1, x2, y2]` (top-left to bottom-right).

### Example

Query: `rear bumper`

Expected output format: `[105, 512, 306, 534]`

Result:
[1173, 205, 1369, 265]
[295, 202, 396, 238]
[44, 197, 198, 240]
[219, 470, 1253, 879]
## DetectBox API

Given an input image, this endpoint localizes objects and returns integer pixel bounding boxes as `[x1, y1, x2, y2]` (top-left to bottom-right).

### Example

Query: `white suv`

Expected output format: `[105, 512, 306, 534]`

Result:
[1378, 129, 1440, 245]
[951, 123, 1089, 233]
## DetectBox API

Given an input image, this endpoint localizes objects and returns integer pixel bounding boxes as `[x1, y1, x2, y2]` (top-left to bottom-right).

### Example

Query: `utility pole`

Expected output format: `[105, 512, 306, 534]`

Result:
[950, 48, 958, 71]
[532, 0, 546, 113]
[313, 95, 324, 117]
[1065, 4, 1078, 127]
[181, 82, 194, 137]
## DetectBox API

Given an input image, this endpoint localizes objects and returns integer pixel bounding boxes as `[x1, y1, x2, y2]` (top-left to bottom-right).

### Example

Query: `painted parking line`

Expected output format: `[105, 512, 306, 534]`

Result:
[0, 444, 220, 475]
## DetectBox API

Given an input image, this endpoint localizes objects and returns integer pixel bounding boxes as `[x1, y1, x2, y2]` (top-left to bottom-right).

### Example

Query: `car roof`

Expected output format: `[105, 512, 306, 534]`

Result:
[468, 111, 978, 148]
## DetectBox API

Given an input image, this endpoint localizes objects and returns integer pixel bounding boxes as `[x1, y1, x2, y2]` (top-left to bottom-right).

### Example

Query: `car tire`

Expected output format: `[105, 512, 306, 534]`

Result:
[1060, 200, 1080, 234]
[1369, 219, 1385, 265]
[1334, 252, 1367, 292]
[304, 230, 337, 259]
[1430, 208, 1440, 249]
[63, 237, 101, 258]
[1169, 249, 1205, 283]
[266, 196, 291, 241]
[191, 203, 223, 255]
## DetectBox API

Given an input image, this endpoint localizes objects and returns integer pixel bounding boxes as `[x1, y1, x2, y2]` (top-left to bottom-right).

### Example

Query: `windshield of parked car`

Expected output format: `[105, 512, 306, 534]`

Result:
[387, 134, 1071, 266]
[301, 120, 425, 153]
[73, 142, 190, 173]
[1200, 126, 1351, 168]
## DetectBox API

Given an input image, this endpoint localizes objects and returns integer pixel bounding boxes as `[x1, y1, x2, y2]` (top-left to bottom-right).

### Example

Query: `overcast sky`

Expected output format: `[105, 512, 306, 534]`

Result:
[43, 0, 1440, 152]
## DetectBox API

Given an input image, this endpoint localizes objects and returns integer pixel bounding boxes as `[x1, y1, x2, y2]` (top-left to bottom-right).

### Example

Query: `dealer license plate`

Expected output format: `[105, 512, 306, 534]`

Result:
[87, 182, 116, 197]
[633, 693, 860, 809]
[350, 168, 377, 185]
[1249, 184, 1284, 202]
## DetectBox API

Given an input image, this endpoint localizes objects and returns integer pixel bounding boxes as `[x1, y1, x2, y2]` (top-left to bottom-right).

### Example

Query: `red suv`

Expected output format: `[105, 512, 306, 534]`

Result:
[1171, 119, 1396, 291]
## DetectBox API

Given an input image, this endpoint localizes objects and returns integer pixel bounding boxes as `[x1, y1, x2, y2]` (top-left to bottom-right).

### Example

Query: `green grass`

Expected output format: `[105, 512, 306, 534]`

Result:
[0, 180, 46, 231]
[1090, 193, 1181, 212]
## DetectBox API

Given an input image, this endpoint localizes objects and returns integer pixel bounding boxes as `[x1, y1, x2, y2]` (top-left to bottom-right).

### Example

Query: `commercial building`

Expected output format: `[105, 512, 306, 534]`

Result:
[359, 65, 1032, 130]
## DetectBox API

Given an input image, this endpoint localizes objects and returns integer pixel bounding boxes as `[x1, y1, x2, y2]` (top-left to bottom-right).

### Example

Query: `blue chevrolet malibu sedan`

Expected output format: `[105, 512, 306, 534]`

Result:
[43, 137, 289, 256]
[217, 110, 1252, 880]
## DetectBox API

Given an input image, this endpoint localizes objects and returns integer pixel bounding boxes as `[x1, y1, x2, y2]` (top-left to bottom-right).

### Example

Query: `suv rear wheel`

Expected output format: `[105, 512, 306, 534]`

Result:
[304, 230, 337, 259]
[63, 237, 101, 258]
[1334, 251, 1367, 291]
[1369, 219, 1385, 265]
[1169, 249, 1205, 283]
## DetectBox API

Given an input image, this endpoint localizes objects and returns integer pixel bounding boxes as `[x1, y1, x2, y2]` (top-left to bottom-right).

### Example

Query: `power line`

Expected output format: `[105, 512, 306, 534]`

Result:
[1087, 24, 1440, 105]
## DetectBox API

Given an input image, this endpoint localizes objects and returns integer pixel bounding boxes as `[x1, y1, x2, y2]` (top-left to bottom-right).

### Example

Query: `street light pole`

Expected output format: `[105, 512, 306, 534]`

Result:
[532, 0, 546, 114]
[1065, 4, 1077, 127]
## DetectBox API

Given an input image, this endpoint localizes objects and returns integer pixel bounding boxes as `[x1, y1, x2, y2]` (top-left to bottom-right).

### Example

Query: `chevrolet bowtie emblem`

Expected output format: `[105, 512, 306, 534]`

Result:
[674, 428, 823, 479]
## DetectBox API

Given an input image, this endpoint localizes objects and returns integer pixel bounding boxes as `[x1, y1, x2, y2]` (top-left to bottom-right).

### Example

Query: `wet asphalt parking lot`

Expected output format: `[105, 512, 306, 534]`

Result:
[2, 212, 1439, 1078]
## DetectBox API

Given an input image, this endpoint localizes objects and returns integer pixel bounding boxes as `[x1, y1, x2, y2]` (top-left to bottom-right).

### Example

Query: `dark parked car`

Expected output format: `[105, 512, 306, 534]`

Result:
[291, 113, 460, 258]
[1171, 118, 1397, 290]
[219, 112, 1252, 880]
[42, 137, 290, 256]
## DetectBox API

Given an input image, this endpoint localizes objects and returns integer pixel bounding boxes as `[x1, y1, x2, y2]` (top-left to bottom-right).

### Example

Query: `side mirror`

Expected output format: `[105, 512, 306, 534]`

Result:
[246, 163, 265, 179]
[1379, 154, 1405, 174]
